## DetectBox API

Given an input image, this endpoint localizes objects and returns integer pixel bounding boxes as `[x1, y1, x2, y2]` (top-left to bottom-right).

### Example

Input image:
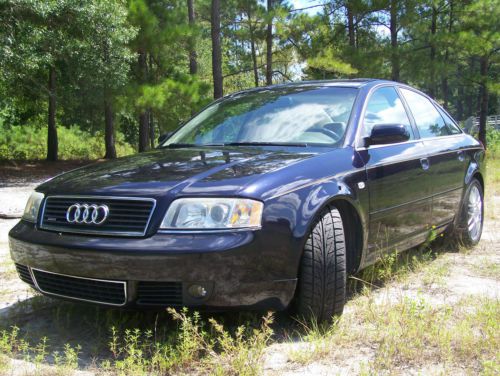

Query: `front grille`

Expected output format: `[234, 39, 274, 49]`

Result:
[40, 196, 155, 236]
[15, 263, 35, 287]
[32, 269, 127, 306]
[137, 281, 183, 306]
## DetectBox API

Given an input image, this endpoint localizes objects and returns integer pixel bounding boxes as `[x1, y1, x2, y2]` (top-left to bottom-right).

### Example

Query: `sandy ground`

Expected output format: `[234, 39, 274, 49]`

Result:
[262, 194, 500, 375]
[0, 160, 89, 218]
[263, 217, 500, 375]
[0, 164, 498, 375]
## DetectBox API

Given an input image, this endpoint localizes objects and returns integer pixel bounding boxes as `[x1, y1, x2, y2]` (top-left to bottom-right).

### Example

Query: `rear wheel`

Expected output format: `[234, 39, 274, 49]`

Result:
[455, 179, 484, 246]
[295, 205, 346, 322]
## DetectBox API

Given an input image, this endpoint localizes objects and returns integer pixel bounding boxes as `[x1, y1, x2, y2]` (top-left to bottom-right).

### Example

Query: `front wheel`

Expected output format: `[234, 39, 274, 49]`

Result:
[455, 179, 484, 246]
[295, 205, 346, 322]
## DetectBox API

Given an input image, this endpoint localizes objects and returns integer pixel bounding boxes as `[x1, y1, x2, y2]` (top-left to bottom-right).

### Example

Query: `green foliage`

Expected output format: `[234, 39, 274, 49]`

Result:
[307, 47, 358, 76]
[288, 294, 500, 374]
[0, 0, 499, 160]
[0, 123, 134, 160]
[0, 308, 274, 375]
[486, 128, 500, 159]
[0, 326, 81, 373]
[102, 308, 273, 375]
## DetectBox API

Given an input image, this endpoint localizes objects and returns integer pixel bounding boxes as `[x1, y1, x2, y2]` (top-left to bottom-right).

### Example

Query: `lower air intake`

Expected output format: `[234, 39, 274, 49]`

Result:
[15, 263, 35, 287]
[32, 269, 126, 306]
[136, 281, 183, 306]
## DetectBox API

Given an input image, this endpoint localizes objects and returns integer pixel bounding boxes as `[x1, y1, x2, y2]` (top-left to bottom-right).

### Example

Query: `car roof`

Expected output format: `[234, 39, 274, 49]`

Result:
[224, 79, 395, 98]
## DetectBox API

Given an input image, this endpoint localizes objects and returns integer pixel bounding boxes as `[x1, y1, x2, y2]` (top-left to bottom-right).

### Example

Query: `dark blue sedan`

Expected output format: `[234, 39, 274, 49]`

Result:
[9, 79, 485, 321]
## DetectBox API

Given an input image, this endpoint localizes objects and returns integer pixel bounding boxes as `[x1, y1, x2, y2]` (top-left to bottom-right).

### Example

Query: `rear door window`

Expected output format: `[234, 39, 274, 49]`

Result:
[437, 107, 462, 134]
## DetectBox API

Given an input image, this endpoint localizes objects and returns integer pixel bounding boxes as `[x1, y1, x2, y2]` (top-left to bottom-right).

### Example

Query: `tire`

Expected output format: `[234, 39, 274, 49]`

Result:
[295, 205, 346, 322]
[455, 178, 484, 247]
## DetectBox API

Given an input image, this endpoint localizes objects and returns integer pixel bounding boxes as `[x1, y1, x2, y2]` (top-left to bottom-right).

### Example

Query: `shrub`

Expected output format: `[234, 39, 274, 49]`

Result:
[486, 126, 500, 159]
[0, 123, 135, 160]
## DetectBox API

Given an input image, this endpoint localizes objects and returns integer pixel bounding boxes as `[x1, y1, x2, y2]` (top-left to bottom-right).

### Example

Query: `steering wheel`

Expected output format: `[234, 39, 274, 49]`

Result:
[307, 127, 342, 142]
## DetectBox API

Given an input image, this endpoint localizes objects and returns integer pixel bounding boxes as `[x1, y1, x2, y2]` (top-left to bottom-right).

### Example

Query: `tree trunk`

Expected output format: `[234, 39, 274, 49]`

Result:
[441, 0, 453, 108]
[266, 0, 273, 85]
[139, 111, 149, 152]
[211, 0, 223, 99]
[456, 82, 464, 121]
[187, 0, 197, 75]
[138, 50, 150, 151]
[149, 111, 155, 149]
[104, 98, 116, 159]
[466, 57, 475, 117]
[466, 90, 473, 119]
[347, 2, 355, 47]
[389, 0, 399, 82]
[47, 66, 58, 161]
[247, 8, 259, 87]
[250, 35, 259, 87]
[478, 56, 489, 148]
[441, 76, 448, 108]
[429, 5, 437, 97]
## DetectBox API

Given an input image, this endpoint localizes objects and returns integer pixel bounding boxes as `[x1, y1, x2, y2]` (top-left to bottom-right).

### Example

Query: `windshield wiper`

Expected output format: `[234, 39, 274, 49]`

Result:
[164, 143, 198, 148]
[164, 142, 310, 148]
[223, 142, 309, 147]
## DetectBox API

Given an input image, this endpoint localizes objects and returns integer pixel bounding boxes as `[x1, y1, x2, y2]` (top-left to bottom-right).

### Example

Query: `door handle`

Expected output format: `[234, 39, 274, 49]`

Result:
[420, 157, 430, 171]
[458, 151, 465, 162]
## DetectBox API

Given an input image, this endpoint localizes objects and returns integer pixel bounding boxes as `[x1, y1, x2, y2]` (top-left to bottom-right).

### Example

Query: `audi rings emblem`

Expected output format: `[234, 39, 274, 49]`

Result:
[66, 203, 110, 225]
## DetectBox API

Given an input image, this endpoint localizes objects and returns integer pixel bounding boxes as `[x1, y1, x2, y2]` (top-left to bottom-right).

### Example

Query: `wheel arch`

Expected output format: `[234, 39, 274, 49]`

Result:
[296, 194, 365, 276]
[454, 166, 485, 229]
[472, 172, 484, 193]
[331, 199, 364, 274]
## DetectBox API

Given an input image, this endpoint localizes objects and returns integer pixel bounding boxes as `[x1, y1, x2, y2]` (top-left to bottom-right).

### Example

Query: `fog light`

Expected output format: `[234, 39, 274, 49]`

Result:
[188, 284, 207, 298]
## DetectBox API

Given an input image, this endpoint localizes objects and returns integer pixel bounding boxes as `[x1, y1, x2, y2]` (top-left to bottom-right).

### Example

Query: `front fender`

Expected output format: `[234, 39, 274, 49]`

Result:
[291, 179, 366, 240]
[262, 170, 368, 276]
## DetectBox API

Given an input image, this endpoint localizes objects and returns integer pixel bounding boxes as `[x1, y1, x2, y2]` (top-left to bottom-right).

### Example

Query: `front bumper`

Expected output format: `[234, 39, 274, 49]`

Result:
[9, 221, 298, 310]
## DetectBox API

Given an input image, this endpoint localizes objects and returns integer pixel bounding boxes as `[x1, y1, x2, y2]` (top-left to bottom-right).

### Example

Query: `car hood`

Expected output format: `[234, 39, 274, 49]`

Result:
[37, 147, 317, 198]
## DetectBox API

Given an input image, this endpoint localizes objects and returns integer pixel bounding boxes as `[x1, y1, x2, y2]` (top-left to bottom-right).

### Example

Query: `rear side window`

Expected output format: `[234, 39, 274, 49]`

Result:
[362, 86, 413, 139]
[400, 88, 451, 138]
[437, 107, 462, 134]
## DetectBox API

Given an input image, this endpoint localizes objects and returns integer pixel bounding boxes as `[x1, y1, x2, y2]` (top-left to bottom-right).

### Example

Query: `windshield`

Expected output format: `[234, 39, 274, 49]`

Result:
[164, 86, 358, 147]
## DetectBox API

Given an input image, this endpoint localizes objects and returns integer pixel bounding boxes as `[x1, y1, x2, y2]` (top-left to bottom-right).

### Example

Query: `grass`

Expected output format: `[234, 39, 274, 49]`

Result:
[0, 327, 81, 375]
[0, 258, 17, 281]
[485, 156, 500, 221]
[288, 295, 500, 374]
[465, 254, 500, 280]
[0, 308, 275, 376]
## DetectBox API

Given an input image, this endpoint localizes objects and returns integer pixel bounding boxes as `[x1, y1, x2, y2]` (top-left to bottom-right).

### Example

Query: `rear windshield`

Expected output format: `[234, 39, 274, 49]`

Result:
[165, 86, 358, 147]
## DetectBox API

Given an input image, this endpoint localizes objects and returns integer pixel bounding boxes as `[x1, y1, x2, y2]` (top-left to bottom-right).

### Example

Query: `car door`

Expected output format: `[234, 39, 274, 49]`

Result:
[356, 86, 433, 259]
[399, 88, 466, 227]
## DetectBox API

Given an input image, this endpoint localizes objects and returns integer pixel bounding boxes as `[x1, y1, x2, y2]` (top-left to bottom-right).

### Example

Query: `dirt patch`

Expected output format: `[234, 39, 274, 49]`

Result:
[0, 160, 93, 186]
[0, 160, 93, 217]
[262, 214, 500, 375]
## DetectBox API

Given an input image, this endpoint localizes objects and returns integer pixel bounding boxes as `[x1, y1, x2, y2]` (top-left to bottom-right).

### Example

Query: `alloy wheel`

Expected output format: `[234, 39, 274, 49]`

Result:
[467, 185, 483, 242]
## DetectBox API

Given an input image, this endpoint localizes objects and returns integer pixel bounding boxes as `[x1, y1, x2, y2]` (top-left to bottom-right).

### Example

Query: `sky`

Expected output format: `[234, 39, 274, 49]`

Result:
[288, 0, 326, 15]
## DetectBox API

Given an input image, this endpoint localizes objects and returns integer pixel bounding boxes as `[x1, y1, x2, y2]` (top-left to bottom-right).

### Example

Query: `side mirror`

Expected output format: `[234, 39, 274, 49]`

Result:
[364, 124, 410, 147]
[158, 132, 173, 145]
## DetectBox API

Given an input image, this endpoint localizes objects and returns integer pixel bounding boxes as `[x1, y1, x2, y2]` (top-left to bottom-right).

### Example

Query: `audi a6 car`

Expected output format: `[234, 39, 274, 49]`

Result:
[9, 79, 485, 320]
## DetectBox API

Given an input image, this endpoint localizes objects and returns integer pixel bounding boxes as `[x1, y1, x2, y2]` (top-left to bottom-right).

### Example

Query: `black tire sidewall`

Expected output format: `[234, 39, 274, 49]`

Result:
[294, 205, 347, 322]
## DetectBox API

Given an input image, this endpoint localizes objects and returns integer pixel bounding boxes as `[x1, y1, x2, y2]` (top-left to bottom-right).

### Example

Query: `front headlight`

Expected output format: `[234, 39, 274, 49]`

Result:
[160, 198, 263, 230]
[22, 191, 45, 223]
